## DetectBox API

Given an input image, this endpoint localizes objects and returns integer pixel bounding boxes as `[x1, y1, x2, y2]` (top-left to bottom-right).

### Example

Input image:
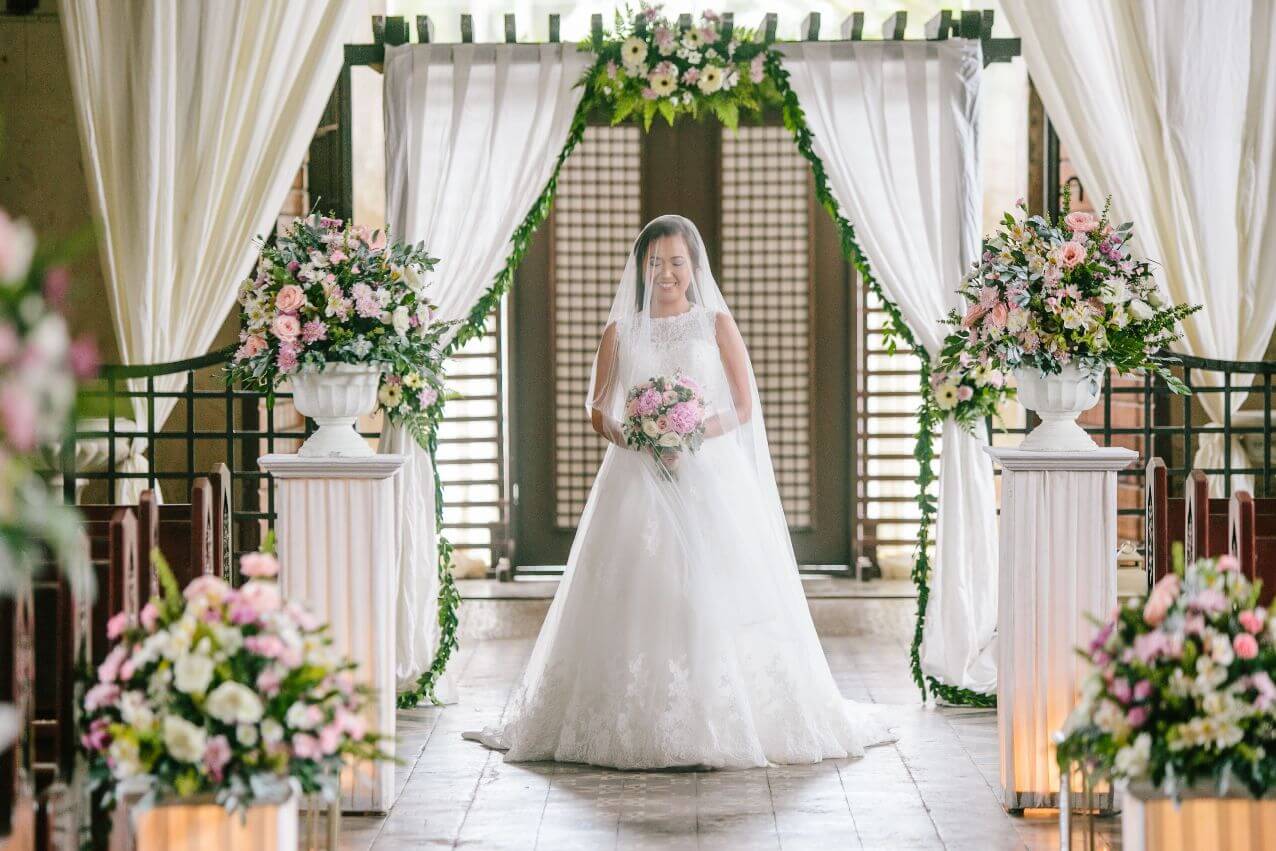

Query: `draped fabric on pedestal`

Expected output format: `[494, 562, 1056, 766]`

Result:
[779, 40, 998, 696]
[382, 43, 592, 696]
[60, 0, 357, 502]
[1002, 0, 1276, 496]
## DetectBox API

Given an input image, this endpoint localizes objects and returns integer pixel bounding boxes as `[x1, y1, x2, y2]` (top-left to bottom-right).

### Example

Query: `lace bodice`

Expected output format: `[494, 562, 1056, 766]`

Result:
[618, 305, 728, 410]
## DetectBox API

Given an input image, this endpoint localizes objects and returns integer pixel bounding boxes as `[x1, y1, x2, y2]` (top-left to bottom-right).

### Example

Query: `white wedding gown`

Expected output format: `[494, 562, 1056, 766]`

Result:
[466, 304, 895, 769]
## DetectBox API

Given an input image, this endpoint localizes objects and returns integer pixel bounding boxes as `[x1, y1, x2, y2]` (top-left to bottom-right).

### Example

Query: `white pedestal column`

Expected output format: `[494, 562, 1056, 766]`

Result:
[257, 454, 406, 814]
[984, 446, 1137, 812]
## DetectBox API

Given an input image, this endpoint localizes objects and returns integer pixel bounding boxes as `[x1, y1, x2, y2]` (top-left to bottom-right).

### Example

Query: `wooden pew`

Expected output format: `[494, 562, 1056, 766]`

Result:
[0, 591, 35, 846]
[138, 478, 215, 594]
[1229, 490, 1276, 606]
[1144, 458, 1181, 585]
[210, 463, 233, 583]
[1184, 469, 1230, 566]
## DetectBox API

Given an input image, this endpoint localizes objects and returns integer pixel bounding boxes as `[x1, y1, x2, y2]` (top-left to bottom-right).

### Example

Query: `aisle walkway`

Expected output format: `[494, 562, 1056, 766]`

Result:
[340, 629, 1120, 850]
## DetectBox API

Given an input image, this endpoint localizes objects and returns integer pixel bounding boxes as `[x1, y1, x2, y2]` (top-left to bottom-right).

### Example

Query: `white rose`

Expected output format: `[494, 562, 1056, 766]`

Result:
[205, 681, 265, 725]
[261, 718, 285, 744]
[641, 419, 659, 438]
[162, 715, 207, 764]
[172, 652, 215, 696]
[658, 432, 681, 448]
[1128, 299, 1155, 321]
[1114, 733, 1151, 778]
[0, 212, 36, 283]
[118, 691, 155, 730]
[108, 737, 142, 780]
[392, 305, 412, 336]
[236, 724, 259, 747]
[286, 701, 319, 730]
[401, 264, 427, 293]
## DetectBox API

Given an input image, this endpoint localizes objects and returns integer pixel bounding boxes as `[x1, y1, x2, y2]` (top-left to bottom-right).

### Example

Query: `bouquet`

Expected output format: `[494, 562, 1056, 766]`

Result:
[1056, 555, 1276, 799]
[622, 372, 707, 481]
[934, 194, 1200, 429]
[226, 213, 451, 429]
[0, 206, 98, 596]
[589, 4, 776, 131]
[80, 547, 390, 810]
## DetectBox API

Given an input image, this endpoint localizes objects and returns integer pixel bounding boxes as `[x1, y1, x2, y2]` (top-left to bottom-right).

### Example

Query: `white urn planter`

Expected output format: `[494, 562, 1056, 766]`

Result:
[1013, 364, 1102, 452]
[290, 363, 383, 458]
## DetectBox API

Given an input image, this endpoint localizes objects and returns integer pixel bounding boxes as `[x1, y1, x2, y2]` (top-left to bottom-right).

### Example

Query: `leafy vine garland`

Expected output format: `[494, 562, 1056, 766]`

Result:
[395, 13, 994, 709]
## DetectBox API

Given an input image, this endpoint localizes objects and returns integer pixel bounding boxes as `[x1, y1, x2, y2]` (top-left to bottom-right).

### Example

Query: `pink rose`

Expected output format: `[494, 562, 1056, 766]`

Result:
[654, 415, 670, 434]
[1064, 211, 1098, 233]
[239, 552, 280, 579]
[318, 723, 342, 755]
[84, 682, 120, 711]
[275, 285, 306, 313]
[1133, 679, 1152, 702]
[1059, 241, 1087, 268]
[1142, 593, 1171, 627]
[238, 580, 282, 613]
[106, 611, 130, 641]
[203, 735, 232, 781]
[1126, 706, 1149, 728]
[183, 574, 230, 602]
[1239, 609, 1266, 634]
[235, 334, 267, 362]
[140, 601, 159, 632]
[271, 314, 301, 342]
[961, 303, 988, 329]
[1234, 632, 1259, 660]
[988, 303, 1009, 329]
[1217, 554, 1240, 572]
[292, 733, 323, 760]
[1111, 677, 1132, 704]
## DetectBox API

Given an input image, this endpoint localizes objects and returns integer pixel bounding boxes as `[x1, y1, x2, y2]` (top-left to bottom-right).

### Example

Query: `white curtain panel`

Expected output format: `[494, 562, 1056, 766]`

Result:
[60, 0, 357, 501]
[1002, 0, 1276, 496]
[382, 43, 592, 695]
[779, 40, 998, 696]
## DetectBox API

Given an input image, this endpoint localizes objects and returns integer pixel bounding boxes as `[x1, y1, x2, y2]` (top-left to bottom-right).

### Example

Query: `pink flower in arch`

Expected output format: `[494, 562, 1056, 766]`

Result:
[275, 285, 306, 313]
[301, 320, 327, 344]
[239, 552, 280, 579]
[1064, 211, 1098, 233]
[1234, 632, 1259, 660]
[271, 314, 301, 342]
[1239, 609, 1265, 634]
[1059, 241, 1087, 268]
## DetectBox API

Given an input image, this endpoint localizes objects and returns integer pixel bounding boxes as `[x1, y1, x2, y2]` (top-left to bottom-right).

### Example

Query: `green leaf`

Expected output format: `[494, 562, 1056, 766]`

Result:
[642, 100, 657, 131]
[657, 98, 676, 127]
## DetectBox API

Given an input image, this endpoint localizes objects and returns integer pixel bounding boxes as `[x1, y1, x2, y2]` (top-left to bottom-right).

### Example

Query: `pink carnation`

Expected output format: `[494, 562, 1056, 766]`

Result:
[239, 552, 280, 578]
[84, 682, 120, 711]
[183, 574, 229, 602]
[1252, 671, 1276, 710]
[1133, 679, 1152, 702]
[419, 387, 438, 407]
[276, 342, 300, 374]
[1217, 554, 1240, 572]
[1234, 632, 1259, 660]
[335, 706, 366, 740]
[318, 723, 342, 755]
[1239, 609, 1266, 634]
[292, 733, 323, 760]
[245, 634, 287, 659]
[1126, 706, 1149, 728]
[301, 320, 328, 344]
[140, 601, 159, 632]
[238, 580, 282, 614]
[98, 645, 128, 683]
[81, 717, 111, 752]
[106, 611, 130, 640]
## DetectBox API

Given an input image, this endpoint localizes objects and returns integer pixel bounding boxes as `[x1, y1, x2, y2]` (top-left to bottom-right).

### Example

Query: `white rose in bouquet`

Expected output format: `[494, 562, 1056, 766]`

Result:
[162, 715, 207, 764]
[173, 651, 215, 695]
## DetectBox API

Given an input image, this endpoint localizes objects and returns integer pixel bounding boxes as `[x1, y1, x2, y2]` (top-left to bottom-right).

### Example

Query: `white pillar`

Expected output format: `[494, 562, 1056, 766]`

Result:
[257, 453, 406, 814]
[984, 446, 1136, 812]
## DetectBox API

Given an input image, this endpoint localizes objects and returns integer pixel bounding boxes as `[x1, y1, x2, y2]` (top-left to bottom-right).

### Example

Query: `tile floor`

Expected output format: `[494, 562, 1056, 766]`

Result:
[339, 616, 1122, 850]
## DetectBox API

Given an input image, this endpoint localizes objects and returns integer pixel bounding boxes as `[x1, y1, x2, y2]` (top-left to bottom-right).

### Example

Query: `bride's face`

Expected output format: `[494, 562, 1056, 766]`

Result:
[644, 234, 693, 307]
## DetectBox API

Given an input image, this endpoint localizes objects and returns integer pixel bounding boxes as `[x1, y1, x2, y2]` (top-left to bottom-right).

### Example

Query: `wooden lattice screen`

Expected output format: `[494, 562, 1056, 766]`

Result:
[721, 125, 814, 528]
[552, 125, 642, 527]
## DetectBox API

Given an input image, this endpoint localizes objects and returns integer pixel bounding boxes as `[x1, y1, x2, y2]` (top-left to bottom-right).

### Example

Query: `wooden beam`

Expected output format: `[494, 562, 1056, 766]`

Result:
[801, 12, 820, 41]
[461, 14, 474, 44]
[371, 14, 385, 44]
[721, 12, 734, 43]
[925, 10, 953, 40]
[959, 9, 982, 39]
[981, 9, 996, 40]
[548, 13, 560, 43]
[416, 15, 433, 44]
[504, 13, 516, 43]
[384, 16, 409, 46]
[678, 13, 692, 30]
[591, 13, 603, 50]
[841, 12, 864, 41]
[762, 12, 778, 44]
[882, 11, 907, 40]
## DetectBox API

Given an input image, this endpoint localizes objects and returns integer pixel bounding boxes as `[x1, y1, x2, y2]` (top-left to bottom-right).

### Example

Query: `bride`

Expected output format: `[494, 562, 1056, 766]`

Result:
[464, 215, 894, 769]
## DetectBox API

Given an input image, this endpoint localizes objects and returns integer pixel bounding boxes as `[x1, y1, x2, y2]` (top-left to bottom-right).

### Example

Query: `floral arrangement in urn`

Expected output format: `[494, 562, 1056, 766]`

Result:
[80, 546, 390, 810]
[226, 214, 451, 436]
[0, 206, 98, 595]
[1056, 555, 1276, 798]
[589, 4, 776, 130]
[933, 195, 1200, 438]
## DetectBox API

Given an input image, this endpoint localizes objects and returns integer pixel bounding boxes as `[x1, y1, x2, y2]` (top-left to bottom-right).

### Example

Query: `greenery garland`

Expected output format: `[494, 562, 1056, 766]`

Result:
[395, 19, 996, 709]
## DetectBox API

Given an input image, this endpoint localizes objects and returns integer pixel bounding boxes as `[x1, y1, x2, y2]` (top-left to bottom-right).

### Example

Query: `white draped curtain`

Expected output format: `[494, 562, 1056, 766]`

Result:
[60, 0, 357, 502]
[382, 43, 592, 696]
[779, 40, 998, 696]
[1002, 0, 1276, 496]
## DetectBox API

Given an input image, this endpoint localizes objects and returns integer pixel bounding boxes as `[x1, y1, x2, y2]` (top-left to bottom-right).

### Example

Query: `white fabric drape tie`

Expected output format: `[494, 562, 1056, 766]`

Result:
[1002, 0, 1276, 497]
[382, 43, 592, 696]
[60, 0, 358, 503]
[779, 40, 998, 696]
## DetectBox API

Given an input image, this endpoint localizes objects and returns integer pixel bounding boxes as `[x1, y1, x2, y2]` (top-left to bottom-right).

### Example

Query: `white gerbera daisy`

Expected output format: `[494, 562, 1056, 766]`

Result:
[378, 383, 404, 408]
[697, 65, 723, 94]
[621, 37, 648, 70]
[682, 29, 703, 49]
[934, 382, 960, 411]
[649, 73, 677, 97]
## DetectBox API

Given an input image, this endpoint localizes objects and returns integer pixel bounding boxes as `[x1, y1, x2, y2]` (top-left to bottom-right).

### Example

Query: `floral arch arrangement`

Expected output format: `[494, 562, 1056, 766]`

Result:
[394, 3, 989, 710]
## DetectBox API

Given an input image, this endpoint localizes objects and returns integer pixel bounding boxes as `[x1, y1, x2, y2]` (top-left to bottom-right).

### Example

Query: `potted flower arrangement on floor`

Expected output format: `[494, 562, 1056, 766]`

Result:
[936, 194, 1200, 449]
[227, 214, 451, 457]
[1056, 554, 1275, 851]
[80, 547, 391, 850]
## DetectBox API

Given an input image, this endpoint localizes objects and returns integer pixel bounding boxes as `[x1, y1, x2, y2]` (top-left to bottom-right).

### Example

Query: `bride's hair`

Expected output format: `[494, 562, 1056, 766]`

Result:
[632, 216, 702, 310]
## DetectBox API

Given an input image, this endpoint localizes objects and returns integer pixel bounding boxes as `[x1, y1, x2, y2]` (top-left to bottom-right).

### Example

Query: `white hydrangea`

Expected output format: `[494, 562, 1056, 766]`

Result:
[162, 715, 207, 764]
